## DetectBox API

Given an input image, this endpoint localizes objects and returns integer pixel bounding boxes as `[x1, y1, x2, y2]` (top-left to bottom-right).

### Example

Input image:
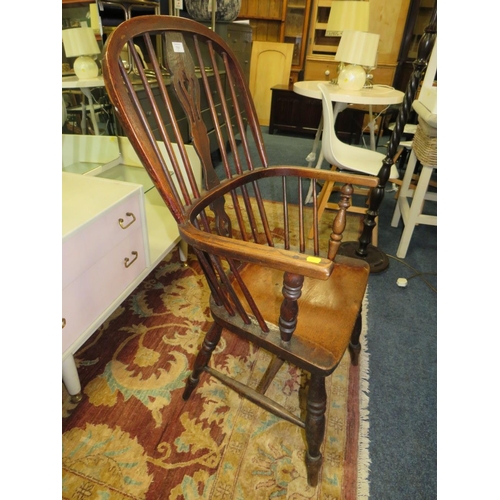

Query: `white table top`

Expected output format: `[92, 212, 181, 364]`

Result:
[62, 75, 105, 89]
[62, 172, 141, 239]
[293, 81, 404, 106]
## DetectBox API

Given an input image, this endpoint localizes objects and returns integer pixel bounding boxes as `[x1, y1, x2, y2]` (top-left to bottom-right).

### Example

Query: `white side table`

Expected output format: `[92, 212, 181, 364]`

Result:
[62, 76, 105, 135]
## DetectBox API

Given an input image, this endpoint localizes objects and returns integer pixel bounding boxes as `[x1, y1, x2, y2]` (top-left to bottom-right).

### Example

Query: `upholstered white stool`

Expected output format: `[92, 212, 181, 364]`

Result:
[391, 112, 437, 258]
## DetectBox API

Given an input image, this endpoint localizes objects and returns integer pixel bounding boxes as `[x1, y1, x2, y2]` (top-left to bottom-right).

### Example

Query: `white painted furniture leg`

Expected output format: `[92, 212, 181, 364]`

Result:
[391, 150, 418, 227]
[392, 149, 437, 258]
[62, 355, 82, 402]
[81, 87, 100, 136]
[178, 239, 189, 266]
[305, 116, 324, 204]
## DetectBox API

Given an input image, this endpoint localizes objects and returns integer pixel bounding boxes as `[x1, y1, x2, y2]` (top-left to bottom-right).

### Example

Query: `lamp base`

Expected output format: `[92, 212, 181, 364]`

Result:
[337, 64, 366, 91]
[74, 55, 99, 79]
[337, 241, 390, 273]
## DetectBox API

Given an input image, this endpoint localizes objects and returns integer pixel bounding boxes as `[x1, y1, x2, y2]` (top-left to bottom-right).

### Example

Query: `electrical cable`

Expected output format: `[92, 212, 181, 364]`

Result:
[387, 254, 437, 293]
[372, 84, 396, 92]
[360, 104, 390, 150]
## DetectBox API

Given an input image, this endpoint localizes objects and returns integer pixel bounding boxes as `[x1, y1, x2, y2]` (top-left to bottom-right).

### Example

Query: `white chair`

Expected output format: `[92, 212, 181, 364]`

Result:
[308, 83, 399, 244]
[390, 41, 437, 258]
[390, 102, 437, 258]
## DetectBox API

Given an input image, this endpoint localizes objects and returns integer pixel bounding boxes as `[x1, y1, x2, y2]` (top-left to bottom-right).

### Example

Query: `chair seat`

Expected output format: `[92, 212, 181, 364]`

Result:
[225, 255, 370, 374]
[334, 145, 399, 179]
[388, 122, 417, 135]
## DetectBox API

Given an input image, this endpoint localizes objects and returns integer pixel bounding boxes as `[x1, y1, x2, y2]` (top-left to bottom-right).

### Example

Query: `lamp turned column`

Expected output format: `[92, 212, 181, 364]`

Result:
[338, 7, 437, 273]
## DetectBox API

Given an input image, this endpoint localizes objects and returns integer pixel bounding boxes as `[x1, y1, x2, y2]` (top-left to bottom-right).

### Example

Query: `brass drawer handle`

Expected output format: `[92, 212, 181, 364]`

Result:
[119, 212, 136, 229]
[62, 318, 66, 329]
[124, 251, 138, 268]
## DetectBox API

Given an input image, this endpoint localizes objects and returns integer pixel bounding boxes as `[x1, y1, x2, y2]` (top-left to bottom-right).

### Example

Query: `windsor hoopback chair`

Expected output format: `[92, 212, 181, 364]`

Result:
[102, 15, 376, 486]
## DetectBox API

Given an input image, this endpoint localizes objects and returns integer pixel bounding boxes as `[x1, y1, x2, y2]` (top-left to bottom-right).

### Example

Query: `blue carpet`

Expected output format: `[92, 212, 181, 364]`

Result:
[244, 128, 437, 499]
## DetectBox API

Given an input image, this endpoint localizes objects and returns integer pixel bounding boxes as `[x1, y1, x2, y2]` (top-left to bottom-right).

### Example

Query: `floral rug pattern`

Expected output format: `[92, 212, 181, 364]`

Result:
[63, 201, 367, 499]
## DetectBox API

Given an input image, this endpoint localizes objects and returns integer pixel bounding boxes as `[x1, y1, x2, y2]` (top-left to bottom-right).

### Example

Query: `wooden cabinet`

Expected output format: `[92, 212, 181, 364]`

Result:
[283, 0, 312, 80]
[249, 42, 294, 125]
[269, 85, 322, 135]
[268, 85, 365, 144]
[392, 0, 436, 90]
[238, 0, 312, 82]
[209, 22, 253, 83]
[113, 71, 241, 157]
[304, 0, 411, 85]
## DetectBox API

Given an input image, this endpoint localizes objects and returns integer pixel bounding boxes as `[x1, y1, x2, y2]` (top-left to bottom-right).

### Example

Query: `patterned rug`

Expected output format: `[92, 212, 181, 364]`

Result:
[62, 199, 370, 500]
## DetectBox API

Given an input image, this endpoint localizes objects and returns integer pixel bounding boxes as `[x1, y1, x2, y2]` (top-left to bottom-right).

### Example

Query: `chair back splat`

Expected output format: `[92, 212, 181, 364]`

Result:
[102, 15, 376, 487]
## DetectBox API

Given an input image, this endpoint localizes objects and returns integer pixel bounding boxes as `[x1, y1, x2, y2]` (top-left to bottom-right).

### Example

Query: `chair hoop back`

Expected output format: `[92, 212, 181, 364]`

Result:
[103, 16, 268, 224]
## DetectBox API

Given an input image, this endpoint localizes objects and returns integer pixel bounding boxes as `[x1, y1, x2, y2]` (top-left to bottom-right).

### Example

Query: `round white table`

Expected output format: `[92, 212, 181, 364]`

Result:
[293, 81, 404, 203]
[294, 81, 404, 149]
[293, 80, 404, 106]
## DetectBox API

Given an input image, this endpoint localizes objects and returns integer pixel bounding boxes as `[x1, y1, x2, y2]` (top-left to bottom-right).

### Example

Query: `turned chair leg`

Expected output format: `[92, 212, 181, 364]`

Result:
[305, 373, 327, 487]
[183, 322, 222, 400]
[348, 310, 363, 366]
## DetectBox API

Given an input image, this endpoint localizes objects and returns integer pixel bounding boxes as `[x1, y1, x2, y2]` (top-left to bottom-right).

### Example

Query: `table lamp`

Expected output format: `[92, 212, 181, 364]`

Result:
[326, 1, 370, 36]
[62, 27, 101, 79]
[335, 30, 379, 91]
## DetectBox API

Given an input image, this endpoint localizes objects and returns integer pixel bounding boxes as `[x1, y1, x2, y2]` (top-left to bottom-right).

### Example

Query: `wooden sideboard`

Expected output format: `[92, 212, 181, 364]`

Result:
[268, 85, 365, 145]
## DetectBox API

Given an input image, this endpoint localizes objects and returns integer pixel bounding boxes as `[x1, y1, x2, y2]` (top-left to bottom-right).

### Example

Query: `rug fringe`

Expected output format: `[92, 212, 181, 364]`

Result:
[357, 290, 371, 499]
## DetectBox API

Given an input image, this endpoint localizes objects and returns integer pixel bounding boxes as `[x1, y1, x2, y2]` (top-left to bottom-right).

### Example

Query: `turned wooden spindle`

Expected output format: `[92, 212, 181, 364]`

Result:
[328, 183, 353, 260]
[345, 7, 437, 271]
[279, 272, 304, 342]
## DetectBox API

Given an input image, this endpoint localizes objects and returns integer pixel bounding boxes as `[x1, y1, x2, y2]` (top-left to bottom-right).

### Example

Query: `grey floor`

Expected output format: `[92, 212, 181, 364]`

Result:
[252, 127, 437, 499]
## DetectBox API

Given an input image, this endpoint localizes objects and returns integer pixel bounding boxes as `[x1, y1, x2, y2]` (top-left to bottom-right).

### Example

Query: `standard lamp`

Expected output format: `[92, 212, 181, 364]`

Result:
[335, 30, 379, 91]
[62, 26, 101, 79]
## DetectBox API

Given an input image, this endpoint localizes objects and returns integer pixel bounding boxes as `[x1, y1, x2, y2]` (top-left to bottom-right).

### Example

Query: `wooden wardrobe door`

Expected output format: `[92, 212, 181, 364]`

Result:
[249, 41, 293, 126]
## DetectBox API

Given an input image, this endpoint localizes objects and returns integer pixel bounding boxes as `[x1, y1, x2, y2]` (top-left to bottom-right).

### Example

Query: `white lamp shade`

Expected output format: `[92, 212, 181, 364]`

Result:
[335, 30, 379, 67]
[326, 1, 370, 36]
[62, 27, 100, 58]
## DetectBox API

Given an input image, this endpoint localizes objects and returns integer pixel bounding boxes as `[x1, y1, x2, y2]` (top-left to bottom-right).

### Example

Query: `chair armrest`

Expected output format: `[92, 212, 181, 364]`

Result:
[301, 167, 379, 189]
[180, 223, 335, 280]
[178, 166, 376, 280]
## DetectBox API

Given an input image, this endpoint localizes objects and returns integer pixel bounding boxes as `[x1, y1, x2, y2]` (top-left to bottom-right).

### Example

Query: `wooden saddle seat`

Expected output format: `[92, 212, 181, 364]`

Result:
[102, 15, 375, 487]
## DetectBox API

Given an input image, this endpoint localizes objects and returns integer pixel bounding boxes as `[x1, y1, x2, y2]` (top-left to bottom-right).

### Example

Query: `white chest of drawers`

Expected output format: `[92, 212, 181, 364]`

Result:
[62, 172, 150, 399]
[62, 136, 202, 401]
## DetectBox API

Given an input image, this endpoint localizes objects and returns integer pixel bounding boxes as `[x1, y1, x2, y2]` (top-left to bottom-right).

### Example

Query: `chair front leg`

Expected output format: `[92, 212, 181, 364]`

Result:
[183, 322, 223, 400]
[305, 373, 327, 487]
[348, 310, 363, 366]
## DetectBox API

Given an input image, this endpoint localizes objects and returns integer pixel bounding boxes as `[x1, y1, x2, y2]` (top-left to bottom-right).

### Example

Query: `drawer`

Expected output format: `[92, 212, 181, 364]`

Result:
[62, 190, 143, 289]
[62, 228, 147, 354]
[304, 58, 396, 86]
[304, 59, 340, 81]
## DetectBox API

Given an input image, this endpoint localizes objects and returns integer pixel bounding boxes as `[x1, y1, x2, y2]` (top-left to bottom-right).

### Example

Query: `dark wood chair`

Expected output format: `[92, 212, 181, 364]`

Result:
[102, 15, 376, 486]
